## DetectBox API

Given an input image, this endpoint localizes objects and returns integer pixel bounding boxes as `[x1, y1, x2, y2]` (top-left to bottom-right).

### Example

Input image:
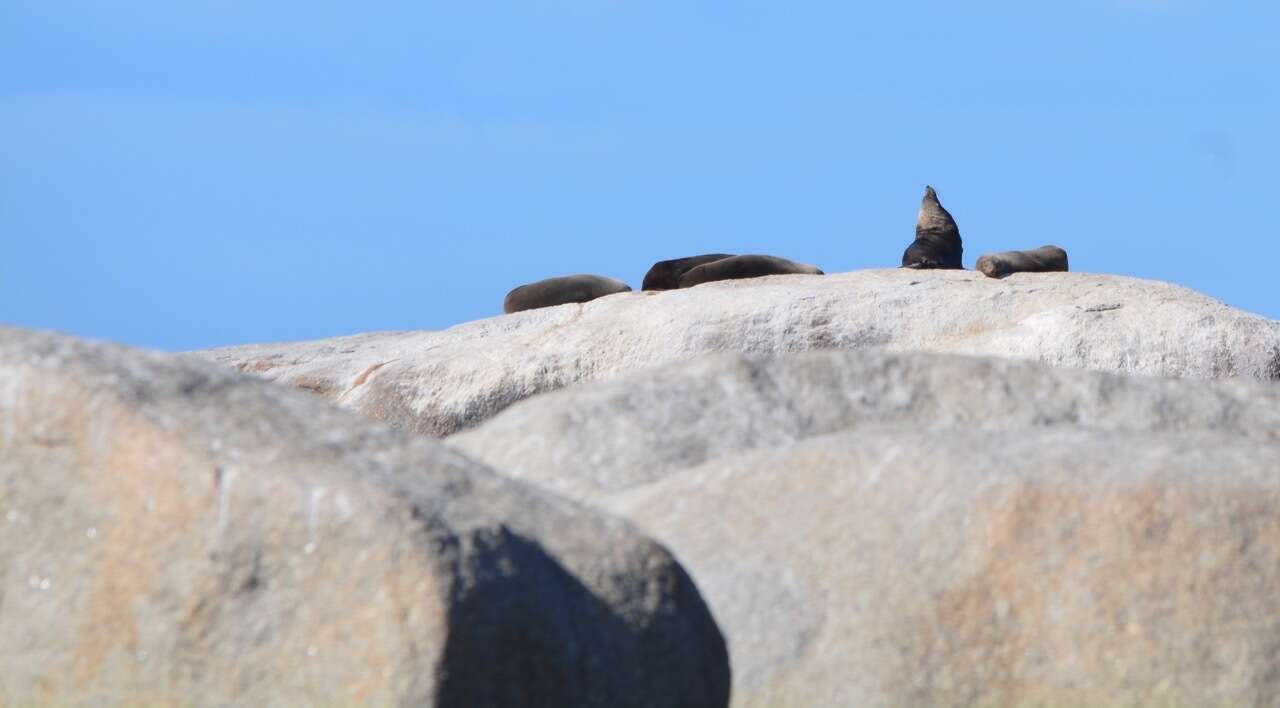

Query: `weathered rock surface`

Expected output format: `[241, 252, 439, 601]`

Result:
[453, 349, 1280, 706]
[0, 327, 729, 707]
[195, 269, 1280, 436]
[611, 428, 1280, 707]
[450, 349, 1280, 496]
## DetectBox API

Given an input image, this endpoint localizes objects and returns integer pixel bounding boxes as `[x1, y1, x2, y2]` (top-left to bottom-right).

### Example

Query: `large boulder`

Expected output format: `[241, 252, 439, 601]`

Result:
[195, 270, 1280, 436]
[450, 349, 1280, 496]
[607, 428, 1280, 707]
[0, 327, 729, 707]
[452, 349, 1280, 706]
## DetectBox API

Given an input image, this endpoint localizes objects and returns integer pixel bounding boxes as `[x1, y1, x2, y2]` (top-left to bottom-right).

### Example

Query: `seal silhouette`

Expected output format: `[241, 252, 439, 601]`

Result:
[975, 245, 1069, 278]
[642, 253, 735, 291]
[503, 274, 632, 314]
[901, 185, 963, 269]
[677, 255, 823, 288]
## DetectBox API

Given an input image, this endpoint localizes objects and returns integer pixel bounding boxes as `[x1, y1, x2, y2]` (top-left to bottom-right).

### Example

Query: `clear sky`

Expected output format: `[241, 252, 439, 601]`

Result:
[2, 2, 1276, 351]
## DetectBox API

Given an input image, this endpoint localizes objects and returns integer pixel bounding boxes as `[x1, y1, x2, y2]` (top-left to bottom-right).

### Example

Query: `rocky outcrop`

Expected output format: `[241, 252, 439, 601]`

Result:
[195, 270, 1280, 437]
[612, 428, 1280, 707]
[0, 327, 729, 707]
[449, 349, 1280, 495]
[453, 349, 1280, 706]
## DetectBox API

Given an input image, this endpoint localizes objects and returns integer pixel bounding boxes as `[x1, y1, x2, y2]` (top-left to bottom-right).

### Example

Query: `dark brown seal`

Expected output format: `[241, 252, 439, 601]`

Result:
[677, 255, 824, 288]
[503, 274, 632, 314]
[901, 185, 963, 269]
[975, 245, 1069, 278]
[642, 253, 735, 291]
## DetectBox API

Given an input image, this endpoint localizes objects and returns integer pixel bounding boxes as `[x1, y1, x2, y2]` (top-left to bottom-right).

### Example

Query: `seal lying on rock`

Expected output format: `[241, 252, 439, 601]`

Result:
[976, 245, 1069, 278]
[902, 185, 963, 270]
[503, 274, 632, 314]
[677, 255, 824, 288]
[642, 254, 735, 291]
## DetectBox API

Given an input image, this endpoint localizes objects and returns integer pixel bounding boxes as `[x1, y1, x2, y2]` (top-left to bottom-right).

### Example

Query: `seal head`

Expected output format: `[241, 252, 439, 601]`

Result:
[677, 254, 824, 288]
[642, 254, 735, 291]
[975, 245, 1069, 278]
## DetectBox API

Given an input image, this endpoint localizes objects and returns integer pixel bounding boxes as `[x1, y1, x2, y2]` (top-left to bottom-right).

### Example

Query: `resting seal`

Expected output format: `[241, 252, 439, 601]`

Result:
[677, 255, 824, 288]
[503, 274, 632, 314]
[901, 185, 963, 269]
[975, 245, 1069, 278]
[642, 253, 735, 291]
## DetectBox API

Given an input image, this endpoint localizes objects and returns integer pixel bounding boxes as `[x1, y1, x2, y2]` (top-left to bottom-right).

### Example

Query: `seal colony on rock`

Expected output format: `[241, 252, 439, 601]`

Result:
[902, 185, 964, 270]
[677, 255, 824, 288]
[503, 274, 632, 314]
[976, 245, 1069, 279]
[642, 254, 736, 291]
[502, 185, 1075, 311]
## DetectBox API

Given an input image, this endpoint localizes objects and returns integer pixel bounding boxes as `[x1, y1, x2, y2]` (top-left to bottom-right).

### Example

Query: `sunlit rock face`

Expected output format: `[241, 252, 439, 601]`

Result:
[195, 269, 1280, 437]
[179, 268, 1280, 704]
[453, 349, 1280, 707]
[0, 327, 729, 708]
[450, 349, 1280, 496]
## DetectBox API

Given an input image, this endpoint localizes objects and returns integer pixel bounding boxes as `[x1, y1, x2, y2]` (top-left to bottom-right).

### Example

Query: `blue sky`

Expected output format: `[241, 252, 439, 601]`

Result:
[2, 1, 1276, 351]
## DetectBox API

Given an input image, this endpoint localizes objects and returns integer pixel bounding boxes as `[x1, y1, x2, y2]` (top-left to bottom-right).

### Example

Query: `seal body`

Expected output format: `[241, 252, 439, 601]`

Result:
[503, 274, 632, 314]
[677, 255, 824, 288]
[901, 185, 963, 269]
[642, 253, 735, 291]
[975, 245, 1069, 278]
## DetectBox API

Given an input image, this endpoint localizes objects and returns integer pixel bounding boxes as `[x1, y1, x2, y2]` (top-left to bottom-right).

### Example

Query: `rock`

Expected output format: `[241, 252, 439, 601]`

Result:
[194, 269, 1280, 436]
[611, 427, 1280, 707]
[449, 349, 1280, 496]
[0, 327, 729, 707]
[452, 349, 1280, 706]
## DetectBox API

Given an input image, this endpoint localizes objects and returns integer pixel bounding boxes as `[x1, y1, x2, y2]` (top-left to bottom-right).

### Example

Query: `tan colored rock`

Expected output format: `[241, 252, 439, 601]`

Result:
[452, 349, 1280, 705]
[608, 428, 1280, 707]
[0, 327, 729, 707]
[195, 270, 1280, 436]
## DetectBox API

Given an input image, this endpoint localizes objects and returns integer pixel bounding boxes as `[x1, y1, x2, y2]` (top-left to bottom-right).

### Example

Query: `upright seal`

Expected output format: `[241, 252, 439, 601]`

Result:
[901, 185, 963, 269]
[975, 245, 1069, 278]
[677, 254, 824, 288]
[642, 254, 735, 291]
[503, 274, 632, 314]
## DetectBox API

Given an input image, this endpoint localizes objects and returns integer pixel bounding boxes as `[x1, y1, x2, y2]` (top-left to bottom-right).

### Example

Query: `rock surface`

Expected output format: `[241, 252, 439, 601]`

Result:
[613, 428, 1280, 707]
[0, 327, 729, 707]
[453, 349, 1280, 706]
[195, 269, 1280, 437]
[450, 349, 1280, 496]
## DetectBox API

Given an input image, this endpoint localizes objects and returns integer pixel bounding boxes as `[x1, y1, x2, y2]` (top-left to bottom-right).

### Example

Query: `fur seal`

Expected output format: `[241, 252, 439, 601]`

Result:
[901, 185, 963, 269]
[975, 245, 1069, 278]
[642, 253, 735, 291]
[677, 254, 824, 288]
[503, 274, 632, 314]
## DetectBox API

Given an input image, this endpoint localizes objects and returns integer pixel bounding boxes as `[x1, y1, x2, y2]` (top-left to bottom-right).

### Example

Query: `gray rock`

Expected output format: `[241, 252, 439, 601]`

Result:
[194, 269, 1280, 436]
[0, 327, 729, 707]
[450, 349, 1280, 496]
[453, 349, 1280, 706]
